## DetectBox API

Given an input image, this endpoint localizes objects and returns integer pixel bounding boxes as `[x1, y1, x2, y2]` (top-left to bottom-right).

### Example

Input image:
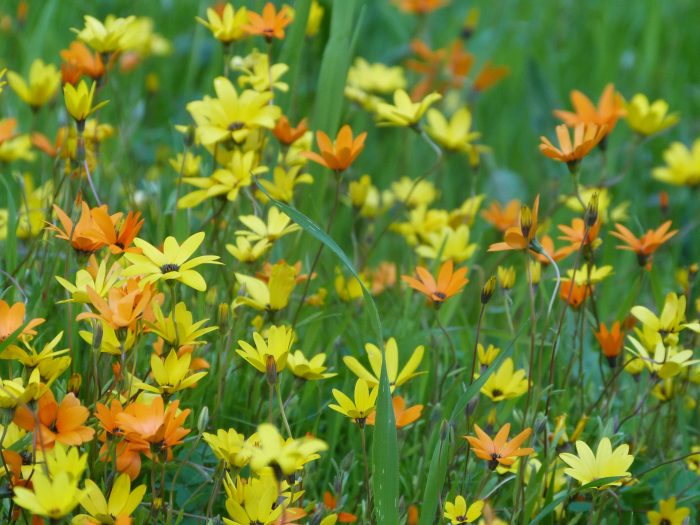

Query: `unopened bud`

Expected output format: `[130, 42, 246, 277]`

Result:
[480, 276, 496, 304]
[519, 205, 533, 239]
[265, 355, 277, 386]
[529, 261, 542, 285]
[466, 396, 479, 416]
[497, 266, 515, 290]
[534, 415, 547, 436]
[217, 303, 230, 330]
[67, 373, 82, 395]
[585, 192, 599, 227]
[184, 124, 196, 148]
[197, 406, 209, 433]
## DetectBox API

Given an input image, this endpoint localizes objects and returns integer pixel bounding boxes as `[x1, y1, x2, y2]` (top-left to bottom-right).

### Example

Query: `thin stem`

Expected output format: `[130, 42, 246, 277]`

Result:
[359, 423, 372, 517]
[275, 383, 292, 437]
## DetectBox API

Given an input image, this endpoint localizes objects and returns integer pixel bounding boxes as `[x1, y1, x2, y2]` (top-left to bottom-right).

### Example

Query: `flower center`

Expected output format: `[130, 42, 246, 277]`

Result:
[491, 388, 503, 398]
[488, 453, 501, 470]
[228, 120, 245, 131]
[160, 263, 180, 273]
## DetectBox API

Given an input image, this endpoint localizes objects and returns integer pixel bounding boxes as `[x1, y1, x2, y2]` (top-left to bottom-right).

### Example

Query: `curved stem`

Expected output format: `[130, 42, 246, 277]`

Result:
[275, 382, 292, 437]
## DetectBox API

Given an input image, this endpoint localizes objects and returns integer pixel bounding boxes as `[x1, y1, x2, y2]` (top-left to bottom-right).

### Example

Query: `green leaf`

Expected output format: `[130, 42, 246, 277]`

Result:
[418, 423, 452, 525]
[1, 176, 18, 273]
[529, 477, 625, 524]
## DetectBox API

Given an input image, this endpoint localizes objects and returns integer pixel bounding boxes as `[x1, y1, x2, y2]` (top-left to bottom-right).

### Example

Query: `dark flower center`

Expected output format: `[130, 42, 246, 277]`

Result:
[228, 120, 245, 131]
[488, 453, 501, 470]
[161, 263, 180, 273]
[491, 389, 503, 398]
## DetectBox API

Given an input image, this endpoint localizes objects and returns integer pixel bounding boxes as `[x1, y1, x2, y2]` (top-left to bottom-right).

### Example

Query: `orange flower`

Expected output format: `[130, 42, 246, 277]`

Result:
[394, 0, 447, 14]
[0, 300, 44, 342]
[89, 207, 144, 254]
[481, 199, 520, 232]
[302, 125, 367, 172]
[60, 41, 105, 82]
[609, 221, 677, 268]
[76, 282, 153, 330]
[243, 2, 293, 41]
[366, 396, 423, 428]
[323, 491, 358, 523]
[401, 260, 468, 306]
[539, 123, 606, 167]
[95, 400, 144, 479]
[46, 202, 107, 254]
[464, 423, 533, 470]
[370, 262, 397, 295]
[559, 280, 589, 309]
[14, 390, 94, 450]
[273, 115, 308, 145]
[473, 61, 509, 92]
[554, 83, 626, 133]
[407, 504, 419, 525]
[488, 195, 539, 252]
[556, 218, 601, 259]
[0, 118, 18, 143]
[594, 321, 624, 367]
[407, 39, 474, 98]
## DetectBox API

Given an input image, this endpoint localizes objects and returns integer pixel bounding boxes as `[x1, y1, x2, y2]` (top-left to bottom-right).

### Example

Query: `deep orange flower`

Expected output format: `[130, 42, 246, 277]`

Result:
[594, 321, 624, 367]
[554, 83, 626, 133]
[302, 125, 367, 172]
[77, 282, 153, 330]
[481, 199, 520, 232]
[556, 217, 601, 259]
[464, 423, 533, 470]
[394, 0, 447, 14]
[243, 2, 293, 41]
[89, 207, 144, 254]
[408, 39, 474, 99]
[14, 390, 94, 450]
[273, 115, 308, 145]
[366, 395, 423, 428]
[60, 41, 105, 82]
[609, 221, 677, 268]
[0, 300, 44, 342]
[407, 504, 419, 525]
[401, 260, 468, 305]
[0, 118, 18, 143]
[46, 202, 107, 254]
[539, 123, 606, 166]
[95, 400, 144, 479]
[559, 280, 589, 309]
[473, 61, 510, 92]
[488, 195, 539, 252]
[323, 491, 358, 523]
[370, 262, 397, 295]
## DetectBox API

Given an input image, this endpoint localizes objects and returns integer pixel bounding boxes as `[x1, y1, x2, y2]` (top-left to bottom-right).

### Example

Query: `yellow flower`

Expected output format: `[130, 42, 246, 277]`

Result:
[141, 350, 208, 395]
[55, 256, 122, 304]
[392, 205, 448, 245]
[169, 152, 201, 177]
[686, 446, 700, 474]
[349, 174, 372, 208]
[560, 186, 628, 223]
[287, 350, 337, 380]
[415, 225, 478, 263]
[223, 472, 284, 525]
[256, 165, 313, 204]
[123, 232, 222, 291]
[343, 337, 424, 390]
[559, 437, 634, 488]
[329, 378, 379, 422]
[306, 0, 325, 37]
[375, 89, 442, 127]
[448, 194, 485, 228]
[479, 358, 528, 402]
[564, 265, 613, 285]
[0, 369, 44, 409]
[246, 423, 327, 476]
[226, 236, 271, 263]
[0, 330, 69, 370]
[73, 15, 137, 53]
[63, 80, 109, 124]
[187, 76, 280, 145]
[625, 337, 698, 379]
[0, 119, 35, 162]
[347, 58, 406, 94]
[236, 325, 294, 375]
[631, 292, 700, 345]
[80, 322, 137, 355]
[7, 59, 61, 109]
[75, 473, 146, 524]
[236, 207, 300, 243]
[1, 175, 53, 240]
[148, 302, 217, 349]
[444, 496, 484, 524]
[203, 428, 253, 468]
[497, 266, 515, 290]
[233, 264, 297, 311]
[196, 3, 249, 44]
[625, 94, 679, 136]
[235, 51, 289, 93]
[653, 138, 700, 187]
[13, 470, 83, 519]
[334, 269, 367, 302]
[477, 344, 500, 367]
[391, 176, 438, 207]
[646, 497, 690, 525]
[425, 107, 482, 153]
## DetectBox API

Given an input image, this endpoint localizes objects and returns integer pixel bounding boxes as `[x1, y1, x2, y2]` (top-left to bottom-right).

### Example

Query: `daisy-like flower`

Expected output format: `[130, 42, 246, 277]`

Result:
[401, 259, 468, 306]
[122, 232, 222, 291]
[246, 423, 327, 477]
[224, 473, 285, 525]
[138, 350, 208, 395]
[366, 395, 423, 428]
[302, 125, 367, 172]
[625, 94, 679, 136]
[286, 350, 337, 380]
[196, 3, 249, 44]
[256, 166, 313, 204]
[233, 265, 297, 312]
[47, 203, 107, 254]
[226, 236, 271, 263]
[488, 195, 540, 253]
[609, 221, 677, 268]
[375, 89, 442, 127]
[481, 199, 520, 232]
[272, 115, 308, 145]
[539, 123, 606, 170]
[625, 337, 698, 379]
[594, 321, 624, 367]
[329, 378, 379, 424]
[347, 57, 407, 95]
[559, 437, 634, 488]
[7, 59, 61, 110]
[415, 225, 478, 263]
[13, 470, 83, 519]
[425, 107, 482, 153]
[243, 2, 293, 41]
[63, 80, 109, 125]
[147, 302, 217, 349]
[652, 139, 700, 187]
[343, 337, 424, 391]
[236, 207, 300, 243]
[203, 427, 253, 468]
[443, 496, 484, 524]
[646, 497, 690, 525]
[60, 41, 105, 82]
[631, 292, 700, 344]
[554, 83, 626, 134]
[479, 358, 528, 402]
[0, 299, 44, 342]
[464, 423, 534, 470]
[236, 325, 294, 379]
[75, 473, 146, 524]
[556, 217, 602, 259]
[72, 15, 137, 54]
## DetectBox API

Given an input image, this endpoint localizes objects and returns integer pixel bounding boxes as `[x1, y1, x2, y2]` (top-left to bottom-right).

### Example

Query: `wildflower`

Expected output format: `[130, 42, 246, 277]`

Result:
[329, 379, 379, 424]
[0, 369, 43, 409]
[394, 0, 447, 14]
[273, 115, 308, 145]
[488, 195, 540, 252]
[594, 321, 624, 367]
[497, 266, 515, 290]
[196, 3, 249, 44]
[322, 491, 357, 523]
[652, 139, 700, 187]
[366, 395, 423, 428]
[346, 57, 406, 94]
[247, 423, 327, 476]
[147, 302, 217, 349]
[63, 80, 109, 125]
[416, 225, 478, 262]
[122, 232, 222, 291]
[625, 94, 679, 136]
[257, 166, 313, 204]
[60, 41, 105, 81]
[0, 118, 35, 163]
[609, 221, 677, 268]
[473, 61, 510, 92]
[477, 344, 500, 369]
[302, 125, 367, 172]
[335, 269, 367, 302]
[72, 15, 136, 54]
[55, 256, 122, 303]
[401, 260, 468, 306]
[559, 437, 634, 488]
[556, 217, 602, 258]
[424, 107, 482, 153]
[7, 59, 61, 109]
[92, 209, 144, 254]
[141, 350, 208, 395]
[464, 423, 534, 470]
[0, 299, 44, 342]
[646, 497, 690, 525]
[631, 292, 700, 344]
[226, 236, 271, 263]
[479, 358, 528, 402]
[554, 83, 625, 134]
[343, 337, 424, 391]
[686, 446, 700, 474]
[236, 325, 294, 377]
[375, 89, 442, 127]
[539, 123, 606, 169]
[76, 473, 146, 524]
[287, 351, 337, 380]
[203, 428, 252, 468]
[444, 496, 484, 524]
[0, 174, 52, 240]
[13, 470, 83, 519]
[481, 199, 520, 232]
[626, 337, 698, 379]
[234, 266, 296, 312]
[0, 332, 70, 383]
[224, 473, 285, 524]
[236, 207, 300, 243]
[243, 2, 293, 41]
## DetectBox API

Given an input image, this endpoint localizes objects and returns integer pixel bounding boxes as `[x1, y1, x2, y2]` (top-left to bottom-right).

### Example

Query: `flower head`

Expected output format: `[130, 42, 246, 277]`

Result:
[366, 395, 423, 428]
[444, 496, 484, 524]
[626, 94, 679, 136]
[73, 15, 137, 53]
[401, 260, 468, 306]
[539, 123, 606, 168]
[63, 80, 109, 123]
[302, 125, 367, 172]
[652, 139, 700, 187]
[329, 379, 379, 423]
[0, 299, 44, 342]
[197, 3, 249, 43]
[609, 221, 677, 268]
[343, 337, 424, 390]
[554, 83, 625, 134]
[646, 497, 690, 525]
[464, 423, 534, 470]
[7, 59, 61, 109]
[594, 321, 624, 366]
[479, 358, 528, 402]
[243, 2, 293, 41]
[60, 41, 105, 82]
[559, 437, 634, 488]
[425, 107, 481, 153]
[375, 89, 442, 127]
[76, 473, 146, 524]
[236, 325, 294, 378]
[247, 423, 327, 477]
[287, 351, 337, 381]
[488, 195, 539, 252]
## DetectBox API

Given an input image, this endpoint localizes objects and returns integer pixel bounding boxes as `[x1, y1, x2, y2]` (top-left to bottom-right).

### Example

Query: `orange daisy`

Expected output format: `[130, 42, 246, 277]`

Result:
[488, 195, 539, 252]
[401, 260, 468, 306]
[473, 61, 510, 92]
[76, 282, 153, 330]
[539, 123, 606, 168]
[60, 41, 105, 82]
[366, 395, 423, 428]
[46, 202, 108, 254]
[0, 118, 18, 143]
[394, 0, 447, 14]
[89, 208, 144, 254]
[594, 321, 624, 367]
[481, 199, 520, 232]
[243, 2, 293, 41]
[464, 423, 534, 470]
[302, 125, 367, 172]
[559, 280, 589, 309]
[556, 217, 602, 259]
[273, 115, 308, 145]
[554, 83, 626, 133]
[0, 300, 44, 342]
[609, 221, 677, 268]
[95, 400, 145, 479]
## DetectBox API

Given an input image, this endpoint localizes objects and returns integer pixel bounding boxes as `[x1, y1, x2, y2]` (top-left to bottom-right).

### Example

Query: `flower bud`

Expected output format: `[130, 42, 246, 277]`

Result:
[184, 124, 196, 148]
[519, 205, 533, 239]
[217, 302, 230, 330]
[480, 276, 496, 304]
[585, 192, 599, 227]
[197, 406, 209, 434]
[497, 266, 515, 290]
[265, 355, 277, 386]
[67, 373, 82, 395]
